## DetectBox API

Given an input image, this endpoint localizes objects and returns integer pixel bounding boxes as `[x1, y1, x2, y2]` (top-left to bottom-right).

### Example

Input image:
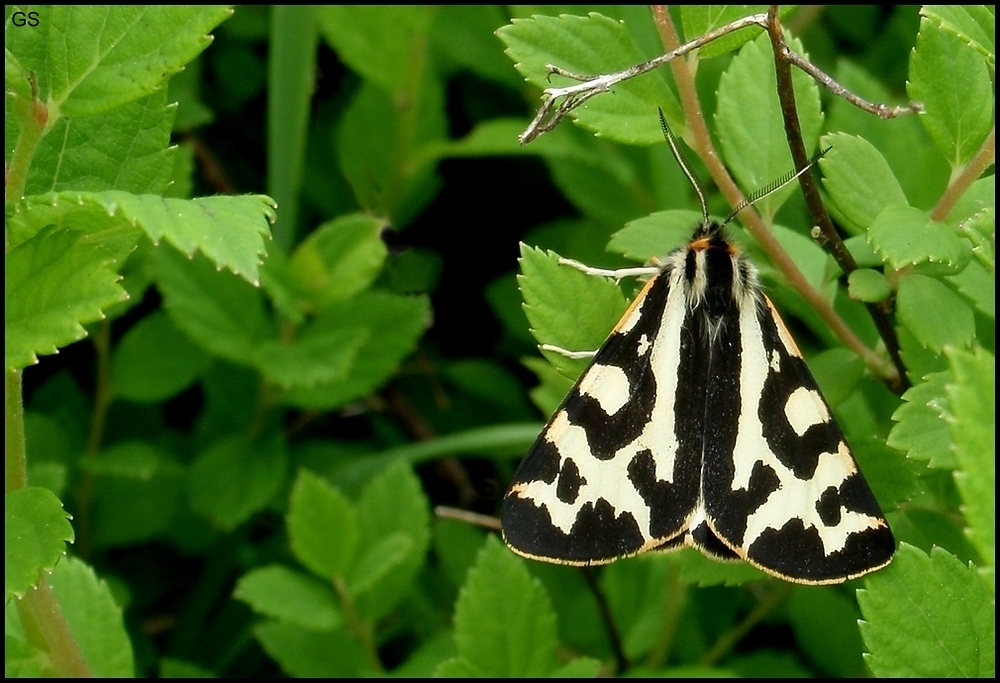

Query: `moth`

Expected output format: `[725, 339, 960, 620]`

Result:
[501, 113, 895, 584]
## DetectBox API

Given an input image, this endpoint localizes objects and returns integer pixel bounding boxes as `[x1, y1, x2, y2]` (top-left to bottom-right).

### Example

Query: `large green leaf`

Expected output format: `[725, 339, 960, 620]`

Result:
[281, 291, 432, 410]
[908, 14, 994, 168]
[287, 469, 359, 581]
[111, 311, 212, 402]
[9, 191, 276, 283]
[518, 244, 630, 381]
[5, 6, 232, 118]
[188, 433, 288, 531]
[945, 346, 995, 583]
[234, 564, 342, 631]
[450, 536, 559, 677]
[4, 487, 74, 601]
[859, 544, 994, 677]
[351, 461, 430, 620]
[5, 226, 127, 370]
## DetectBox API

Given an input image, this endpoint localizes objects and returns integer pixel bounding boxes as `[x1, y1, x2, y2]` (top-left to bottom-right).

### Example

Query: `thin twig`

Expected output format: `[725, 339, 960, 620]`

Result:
[698, 582, 792, 666]
[765, 6, 907, 390]
[520, 9, 922, 145]
[580, 566, 629, 674]
[784, 50, 923, 119]
[434, 505, 502, 531]
[519, 13, 770, 144]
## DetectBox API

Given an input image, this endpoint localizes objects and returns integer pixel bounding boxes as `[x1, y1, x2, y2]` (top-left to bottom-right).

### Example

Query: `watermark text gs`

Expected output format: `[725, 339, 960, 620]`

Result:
[11, 11, 40, 27]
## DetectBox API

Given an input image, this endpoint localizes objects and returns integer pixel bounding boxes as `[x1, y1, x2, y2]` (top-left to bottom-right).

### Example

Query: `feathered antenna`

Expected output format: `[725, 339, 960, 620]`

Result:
[657, 107, 709, 228]
[656, 107, 830, 232]
[722, 147, 831, 227]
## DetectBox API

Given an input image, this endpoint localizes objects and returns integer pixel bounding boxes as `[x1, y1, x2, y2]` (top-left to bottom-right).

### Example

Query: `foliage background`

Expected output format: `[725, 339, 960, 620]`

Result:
[5, 5, 994, 678]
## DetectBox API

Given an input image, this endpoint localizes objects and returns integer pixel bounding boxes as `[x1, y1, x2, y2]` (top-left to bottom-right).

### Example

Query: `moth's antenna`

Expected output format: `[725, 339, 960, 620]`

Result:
[658, 108, 709, 227]
[722, 147, 831, 227]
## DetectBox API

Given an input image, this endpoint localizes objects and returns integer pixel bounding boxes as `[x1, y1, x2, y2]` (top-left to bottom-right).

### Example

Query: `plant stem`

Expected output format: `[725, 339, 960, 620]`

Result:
[651, 7, 894, 384]
[644, 559, 685, 670]
[18, 578, 95, 676]
[334, 577, 385, 674]
[698, 582, 792, 666]
[764, 6, 907, 391]
[5, 369, 28, 492]
[931, 127, 996, 222]
[580, 566, 629, 673]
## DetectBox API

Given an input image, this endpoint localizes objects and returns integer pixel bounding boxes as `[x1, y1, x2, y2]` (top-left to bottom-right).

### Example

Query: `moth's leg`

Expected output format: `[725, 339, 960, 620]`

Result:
[557, 257, 660, 282]
[539, 344, 598, 359]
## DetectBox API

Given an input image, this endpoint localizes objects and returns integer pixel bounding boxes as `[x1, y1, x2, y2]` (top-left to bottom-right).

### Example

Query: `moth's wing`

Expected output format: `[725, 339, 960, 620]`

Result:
[502, 270, 702, 565]
[704, 295, 895, 584]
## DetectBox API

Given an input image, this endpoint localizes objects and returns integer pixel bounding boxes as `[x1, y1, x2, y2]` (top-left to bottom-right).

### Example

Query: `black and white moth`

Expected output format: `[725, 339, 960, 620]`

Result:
[501, 117, 895, 585]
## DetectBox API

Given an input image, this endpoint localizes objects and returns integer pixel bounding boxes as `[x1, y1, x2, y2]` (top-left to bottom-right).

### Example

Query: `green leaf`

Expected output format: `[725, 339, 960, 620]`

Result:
[867, 205, 968, 272]
[895, 274, 975, 353]
[551, 657, 604, 677]
[346, 532, 412, 596]
[233, 564, 342, 631]
[601, 555, 678, 658]
[496, 12, 680, 145]
[6, 6, 232, 117]
[807, 348, 865, 407]
[847, 268, 892, 303]
[434, 657, 483, 677]
[948, 259, 994, 320]
[25, 91, 176, 196]
[281, 291, 431, 410]
[8, 191, 276, 283]
[453, 536, 559, 677]
[4, 487, 74, 601]
[858, 543, 994, 677]
[820, 132, 909, 235]
[888, 371, 954, 468]
[288, 214, 389, 310]
[945, 347, 995, 578]
[921, 5, 995, 68]
[679, 6, 771, 59]
[40, 557, 135, 678]
[519, 245, 629, 381]
[253, 622, 372, 677]
[851, 437, 917, 511]
[674, 547, 766, 586]
[788, 586, 865, 677]
[316, 6, 434, 95]
[908, 14, 994, 168]
[825, 60, 950, 213]
[5, 226, 128, 371]
[85, 441, 184, 547]
[715, 33, 823, 220]
[154, 248, 270, 364]
[352, 461, 430, 620]
[111, 311, 212, 402]
[609, 209, 701, 262]
[47, 555, 136, 676]
[287, 469, 358, 581]
[188, 433, 287, 531]
[890, 506, 982, 567]
[251, 327, 368, 390]
[336, 79, 445, 226]
[543, 131, 656, 225]
[431, 6, 524, 88]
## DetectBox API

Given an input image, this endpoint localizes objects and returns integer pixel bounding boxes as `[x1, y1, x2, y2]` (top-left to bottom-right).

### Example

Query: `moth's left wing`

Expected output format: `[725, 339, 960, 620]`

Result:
[502, 269, 702, 565]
